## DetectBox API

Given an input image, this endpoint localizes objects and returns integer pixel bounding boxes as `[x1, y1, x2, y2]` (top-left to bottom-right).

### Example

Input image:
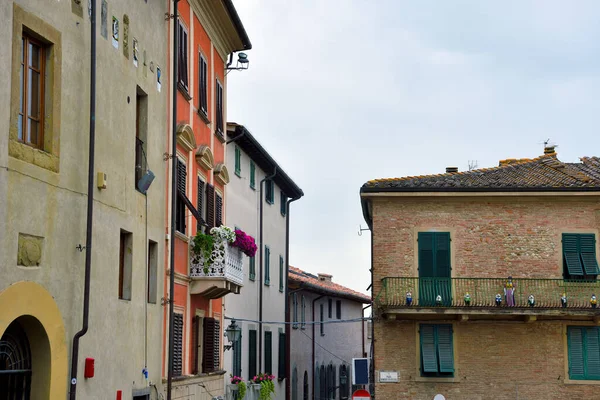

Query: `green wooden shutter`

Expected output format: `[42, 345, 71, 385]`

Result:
[248, 329, 257, 380]
[265, 331, 273, 374]
[235, 146, 241, 176]
[568, 327, 585, 379]
[281, 192, 287, 216]
[418, 233, 435, 277]
[233, 331, 243, 377]
[563, 234, 584, 276]
[250, 161, 256, 189]
[586, 327, 600, 379]
[265, 247, 270, 285]
[279, 256, 284, 292]
[420, 324, 438, 373]
[580, 234, 599, 275]
[434, 233, 451, 277]
[278, 332, 286, 378]
[249, 256, 256, 281]
[436, 325, 454, 373]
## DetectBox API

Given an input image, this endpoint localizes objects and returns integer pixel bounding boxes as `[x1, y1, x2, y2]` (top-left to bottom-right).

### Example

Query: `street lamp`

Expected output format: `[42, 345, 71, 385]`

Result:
[224, 319, 241, 351]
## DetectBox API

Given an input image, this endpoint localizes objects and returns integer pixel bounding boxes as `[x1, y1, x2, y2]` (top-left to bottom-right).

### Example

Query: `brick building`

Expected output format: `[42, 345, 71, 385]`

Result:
[360, 148, 600, 399]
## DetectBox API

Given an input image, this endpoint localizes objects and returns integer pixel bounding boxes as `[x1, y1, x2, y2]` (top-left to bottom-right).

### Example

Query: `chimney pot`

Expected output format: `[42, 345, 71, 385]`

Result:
[317, 273, 332, 282]
[446, 167, 458, 173]
[544, 145, 557, 155]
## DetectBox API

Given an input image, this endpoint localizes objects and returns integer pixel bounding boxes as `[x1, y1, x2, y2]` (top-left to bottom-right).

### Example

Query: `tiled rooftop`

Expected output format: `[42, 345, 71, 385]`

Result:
[289, 266, 371, 304]
[362, 152, 600, 192]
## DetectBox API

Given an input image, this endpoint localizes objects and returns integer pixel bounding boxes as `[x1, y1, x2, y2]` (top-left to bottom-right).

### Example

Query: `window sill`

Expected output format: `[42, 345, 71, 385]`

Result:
[279, 289, 284, 293]
[250, 185, 256, 191]
[198, 109, 210, 125]
[165, 370, 227, 383]
[174, 230, 190, 242]
[249, 276, 255, 282]
[265, 282, 270, 286]
[564, 378, 600, 385]
[178, 82, 192, 101]
[235, 171, 241, 178]
[266, 200, 274, 206]
[301, 326, 306, 330]
[215, 130, 225, 143]
[414, 376, 458, 383]
[292, 325, 299, 330]
[9, 139, 59, 173]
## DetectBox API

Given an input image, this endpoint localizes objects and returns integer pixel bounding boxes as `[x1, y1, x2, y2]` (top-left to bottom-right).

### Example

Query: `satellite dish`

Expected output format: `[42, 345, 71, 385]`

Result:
[433, 395, 446, 400]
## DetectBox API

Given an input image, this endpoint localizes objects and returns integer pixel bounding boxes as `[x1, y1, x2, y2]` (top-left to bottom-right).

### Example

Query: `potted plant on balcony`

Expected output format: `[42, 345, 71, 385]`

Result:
[192, 233, 214, 273]
[232, 229, 257, 257]
[252, 373, 275, 400]
[230, 375, 247, 400]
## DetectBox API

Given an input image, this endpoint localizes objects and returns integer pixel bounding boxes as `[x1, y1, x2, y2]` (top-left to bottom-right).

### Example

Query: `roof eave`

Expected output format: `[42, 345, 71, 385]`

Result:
[360, 186, 600, 194]
[223, 0, 252, 50]
[289, 280, 371, 304]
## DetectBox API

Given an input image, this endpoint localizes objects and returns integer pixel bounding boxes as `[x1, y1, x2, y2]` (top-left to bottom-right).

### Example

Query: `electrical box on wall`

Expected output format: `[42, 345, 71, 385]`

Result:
[84, 357, 94, 378]
[97, 172, 107, 189]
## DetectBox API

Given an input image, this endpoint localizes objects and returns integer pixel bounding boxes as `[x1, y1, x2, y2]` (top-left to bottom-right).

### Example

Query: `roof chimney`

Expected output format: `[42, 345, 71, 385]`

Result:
[317, 273, 332, 282]
[544, 145, 557, 156]
[445, 167, 458, 173]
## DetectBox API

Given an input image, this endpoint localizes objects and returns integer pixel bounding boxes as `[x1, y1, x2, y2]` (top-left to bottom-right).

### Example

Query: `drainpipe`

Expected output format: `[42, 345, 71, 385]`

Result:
[361, 304, 372, 357]
[69, 2, 96, 398]
[259, 167, 277, 371]
[167, 1, 180, 399]
[284, 196, 302, 400]
[369, 227, 374, 389]
[311, 295, 324, 400]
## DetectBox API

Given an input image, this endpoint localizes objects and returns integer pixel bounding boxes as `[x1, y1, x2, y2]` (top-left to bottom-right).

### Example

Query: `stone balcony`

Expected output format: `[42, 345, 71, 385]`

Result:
[377, 277, 600, 323]
[189, 243, 244, 299]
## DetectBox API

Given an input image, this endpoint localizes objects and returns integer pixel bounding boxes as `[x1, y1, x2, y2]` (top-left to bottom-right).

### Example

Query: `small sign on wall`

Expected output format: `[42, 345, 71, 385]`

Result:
[379, 371, 399, 383]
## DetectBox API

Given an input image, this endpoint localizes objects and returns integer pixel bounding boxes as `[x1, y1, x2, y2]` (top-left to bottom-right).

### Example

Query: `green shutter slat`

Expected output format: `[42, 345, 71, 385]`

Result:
[250, 162, 256, 189]
[265, 247, 270, 285]
[279, 256, 284, 292]
[234, 331, 243, 377]
[564, 234, 584, 276]
[249, 257, 255, 281]
[568, 327, 586, 379]
[420, 324, 438, 373]
[278, 332, 286, 378]
[265, 331, 273, 374]
[580, 235, 599, 275]
[418, 233, 435, 277]
[248, 329, 257, 380]
[437, 325, 454, 373]
[434, 233, 451, 277]
[586, 328, 600, 379]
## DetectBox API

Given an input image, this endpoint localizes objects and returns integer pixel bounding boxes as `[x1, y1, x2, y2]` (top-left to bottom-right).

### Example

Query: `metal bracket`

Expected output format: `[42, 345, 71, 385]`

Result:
[76, 244, 86, 252]
[165, 13, 175, 20]
[161, 297, 172, 306]
[163, 152, 174, 161]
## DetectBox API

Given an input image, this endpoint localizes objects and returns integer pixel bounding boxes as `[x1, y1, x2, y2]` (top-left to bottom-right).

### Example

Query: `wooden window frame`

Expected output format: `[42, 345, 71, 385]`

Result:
[215, 79, 224, 137]
[567, 326, 600, 380]
[19, 34, 45, 149]
[419, 323, 454, 377]
[177, 19, 189, 94]
[198, 52, 208, 118]
[563, 233, 599, 280]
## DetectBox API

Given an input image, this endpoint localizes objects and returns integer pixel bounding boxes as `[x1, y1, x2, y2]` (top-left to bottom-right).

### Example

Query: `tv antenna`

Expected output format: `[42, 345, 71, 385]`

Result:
[358, 225, 370, 236]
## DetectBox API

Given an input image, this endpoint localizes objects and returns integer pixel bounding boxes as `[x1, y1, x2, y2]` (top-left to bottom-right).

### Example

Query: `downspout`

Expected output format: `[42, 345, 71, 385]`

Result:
[311, 295, 324, 400]
[369, 222, 374, 389]
[361, 304, 372, 357]
[167, 1, 180, 399]
[69, 1, 96, 398]
[285, 197, 302, 400]
[259, 167, 277, 371]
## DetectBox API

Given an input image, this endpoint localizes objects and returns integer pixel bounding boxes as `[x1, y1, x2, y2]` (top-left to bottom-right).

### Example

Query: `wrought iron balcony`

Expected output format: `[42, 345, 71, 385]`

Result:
[377, 277, 600, 321]
[189, 243, 244, 299]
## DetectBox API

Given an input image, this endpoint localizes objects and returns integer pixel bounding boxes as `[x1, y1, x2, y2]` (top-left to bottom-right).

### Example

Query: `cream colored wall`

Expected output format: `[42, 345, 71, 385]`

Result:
[0, 1, 167, 398]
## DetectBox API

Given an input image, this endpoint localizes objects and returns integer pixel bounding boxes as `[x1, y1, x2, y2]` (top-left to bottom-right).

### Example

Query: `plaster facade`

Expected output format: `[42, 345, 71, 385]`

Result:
[0, 0, 168, 398]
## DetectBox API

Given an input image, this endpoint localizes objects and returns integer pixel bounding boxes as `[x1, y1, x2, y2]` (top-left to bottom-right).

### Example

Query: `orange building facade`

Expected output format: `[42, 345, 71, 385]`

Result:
[162, 1, 251, 398]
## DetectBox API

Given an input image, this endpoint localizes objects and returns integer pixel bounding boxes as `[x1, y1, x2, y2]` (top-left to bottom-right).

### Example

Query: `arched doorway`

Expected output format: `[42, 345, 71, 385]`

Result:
[0, 319, 32, 399]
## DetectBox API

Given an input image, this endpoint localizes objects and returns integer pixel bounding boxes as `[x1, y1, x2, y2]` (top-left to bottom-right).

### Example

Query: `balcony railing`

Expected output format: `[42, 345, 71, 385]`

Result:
[378, 277, 600, 309]
[190, 243, 244, 286]
[226, 384, 261, 400]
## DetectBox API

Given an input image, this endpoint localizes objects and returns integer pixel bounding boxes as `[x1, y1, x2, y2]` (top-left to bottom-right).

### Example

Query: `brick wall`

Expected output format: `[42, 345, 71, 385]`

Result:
[370, 195, 600, 399]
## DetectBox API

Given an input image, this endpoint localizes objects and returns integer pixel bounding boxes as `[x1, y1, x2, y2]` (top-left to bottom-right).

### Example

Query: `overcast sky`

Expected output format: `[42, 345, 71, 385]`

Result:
[227, 0, 600, 296]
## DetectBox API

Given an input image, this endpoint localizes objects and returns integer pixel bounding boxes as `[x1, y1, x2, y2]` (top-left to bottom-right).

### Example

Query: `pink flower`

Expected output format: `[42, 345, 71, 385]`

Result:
[232, 229, 258, 257]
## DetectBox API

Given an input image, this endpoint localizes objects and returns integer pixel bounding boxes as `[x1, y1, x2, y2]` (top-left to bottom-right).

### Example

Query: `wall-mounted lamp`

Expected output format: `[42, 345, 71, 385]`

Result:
[226, 52, 250, 74]
[223, 319, 241, 351]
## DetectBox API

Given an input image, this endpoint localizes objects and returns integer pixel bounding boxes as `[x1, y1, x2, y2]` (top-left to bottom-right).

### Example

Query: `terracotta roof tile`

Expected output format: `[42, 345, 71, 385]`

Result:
[289, 266, 371, 303]
[362, 154, 600, 192]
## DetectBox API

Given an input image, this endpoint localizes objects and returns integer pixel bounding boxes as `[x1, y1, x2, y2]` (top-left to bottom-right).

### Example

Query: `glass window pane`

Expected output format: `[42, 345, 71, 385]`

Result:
[17, 114, 23, 141]
[28, 119, 38, 145]
[19, 64, 23, 113]
[28, 70, 40, 118]
[28, 43, 39, 69]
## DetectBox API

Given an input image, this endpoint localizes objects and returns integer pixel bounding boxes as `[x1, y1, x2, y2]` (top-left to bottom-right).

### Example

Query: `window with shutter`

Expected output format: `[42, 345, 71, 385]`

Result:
[233, 329, 242, 378]
[250, 161, 256, 189]
[336, 300, 341, 320]
[248, 329, 257, 380]
[563, 234, 598, 279]
[301, 296, 306, 329]
[197, 177, 205, 232]
[265, 331, 273, 374]
[202, 317, 220, 373]
[328, 299, 332, 318]
[419, 324, 454, 377]
[280, 191, 287, 216]
[235, 146, 241, 176]
[198, 54, 208, 116]
[265, 246, 270, 285]
[175, 159, 187, 234]
[215, 193, 223, 227]
[278, 332, 286, 379]
[215, 80, 224, 135]
[265, 180, 274, 204]
[292, 294, 298, 329]
[418, 232, 452, 306]
[249, 256, 256, 281]
[320, 304, 324, 336]
[191, 316, 200, 374]
[173, 313, 184, 376]
[279, 256, 284, 292]
[177, 20, 188, 91]
[205, 184, 215, 231]
[568, 326, 600, 380]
